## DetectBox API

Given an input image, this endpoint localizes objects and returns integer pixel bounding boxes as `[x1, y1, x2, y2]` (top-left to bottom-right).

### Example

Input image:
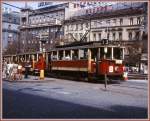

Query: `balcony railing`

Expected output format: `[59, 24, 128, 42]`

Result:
[20, 19, 62, 29]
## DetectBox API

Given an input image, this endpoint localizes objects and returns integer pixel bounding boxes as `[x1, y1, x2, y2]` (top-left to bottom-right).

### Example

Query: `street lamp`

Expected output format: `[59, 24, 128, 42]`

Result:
[40, 33, 48, 52]
[8, 33, 12, 44]
[38, 33, 48, 80]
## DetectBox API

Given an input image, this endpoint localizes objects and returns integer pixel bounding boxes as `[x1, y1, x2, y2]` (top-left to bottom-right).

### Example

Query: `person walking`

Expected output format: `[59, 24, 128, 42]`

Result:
[6, 61, 13, 81]
[2, 60, 7, 79]
[11, 62, 18, 81]
[24, 60, 31, 79]
[18, 62, 23, 80]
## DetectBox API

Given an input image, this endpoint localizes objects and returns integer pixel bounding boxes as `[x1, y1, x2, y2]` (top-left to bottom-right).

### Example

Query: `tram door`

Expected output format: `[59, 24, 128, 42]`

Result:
[91, 48, 99, 75]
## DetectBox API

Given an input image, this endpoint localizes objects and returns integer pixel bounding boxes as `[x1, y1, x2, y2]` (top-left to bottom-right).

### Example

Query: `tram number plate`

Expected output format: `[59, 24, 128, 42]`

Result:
[109, 66, 113, 73]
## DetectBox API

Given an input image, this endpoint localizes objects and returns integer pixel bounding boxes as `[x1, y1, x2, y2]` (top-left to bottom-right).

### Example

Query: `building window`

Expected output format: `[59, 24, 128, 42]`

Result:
[113, 19, 116, 24]
[94, 21, 97, 27]
[86, 23, 89, 28]
[76, 24, 78, 30]
[107, 33, 110, 40]
[71, 25, 73, 31]
[120, 18, 123, 25]
[40, 17, 42, 23]
[130, 18, 133, 25]
[75, 33, 78, 39]
[135, 31, 140, 40]
[29, 19, 31, 24]
[79, 33, 83, 40]
[106, 20, 110, 25]
[99, 33, 101, 41]
[43, 17, 45, 22]
[8, 24, 11, 29]
[113, 33, 116, 41]
[128, 32, 132, 40]
[99, 21, 102, 25]
[93, 33, 96, 41]
[119, 32, 122, 40]
[81, 23, 83, 30]
[67, 25, 69, 31]
[73, 24, 76, 31]
[137, 17, 141, 25]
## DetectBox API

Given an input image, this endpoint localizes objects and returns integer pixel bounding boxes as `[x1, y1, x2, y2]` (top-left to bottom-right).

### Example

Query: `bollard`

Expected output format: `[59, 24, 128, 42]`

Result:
[40, 70, 44, 80]
[123, 72, 128, 81]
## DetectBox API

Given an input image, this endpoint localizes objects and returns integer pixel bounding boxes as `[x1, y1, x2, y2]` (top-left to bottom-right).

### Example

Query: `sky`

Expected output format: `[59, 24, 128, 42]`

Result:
[2, 1, 116, 13]
[2, 1, 39, 12]
[2, 1, 67, 12]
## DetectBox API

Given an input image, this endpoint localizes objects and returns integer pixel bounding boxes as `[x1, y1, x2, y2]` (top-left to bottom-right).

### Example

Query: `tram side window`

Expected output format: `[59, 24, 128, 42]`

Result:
[51, 51, 57, 60]
[72, 50, 78, 60]
[91, 48, 98, 61]
[80, 49, 88, 60]
[59, 51, 63, 60]
[100, 47, 105, 59]
[64, 50, 71, 60]
[114, 48, 121, 59]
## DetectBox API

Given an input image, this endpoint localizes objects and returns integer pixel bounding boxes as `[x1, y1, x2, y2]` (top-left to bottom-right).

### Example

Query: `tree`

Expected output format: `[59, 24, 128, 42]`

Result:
[3, 40, 20, 55]
[125, 39, 146, 73]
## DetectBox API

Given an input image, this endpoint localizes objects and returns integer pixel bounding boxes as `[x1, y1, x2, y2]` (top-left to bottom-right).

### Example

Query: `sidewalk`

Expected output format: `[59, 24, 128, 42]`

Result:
[3, 75, 55, 83]
[3, 75, 148, 84]
[127, 79, 148, 83]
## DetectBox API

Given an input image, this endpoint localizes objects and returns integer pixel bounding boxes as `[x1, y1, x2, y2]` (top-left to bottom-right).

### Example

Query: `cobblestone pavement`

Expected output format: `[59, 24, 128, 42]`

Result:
[2, 76, 148, 118]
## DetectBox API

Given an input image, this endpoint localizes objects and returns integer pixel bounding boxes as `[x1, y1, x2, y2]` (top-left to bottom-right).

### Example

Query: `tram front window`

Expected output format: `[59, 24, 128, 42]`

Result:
[106, 48, 111, 59]
[100, 47, 111, 59]
[114, 48, 123, 60]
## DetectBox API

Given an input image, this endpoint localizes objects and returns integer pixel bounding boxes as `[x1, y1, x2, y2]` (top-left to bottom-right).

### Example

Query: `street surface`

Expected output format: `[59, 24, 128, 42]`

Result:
[2, 76, 148, 119]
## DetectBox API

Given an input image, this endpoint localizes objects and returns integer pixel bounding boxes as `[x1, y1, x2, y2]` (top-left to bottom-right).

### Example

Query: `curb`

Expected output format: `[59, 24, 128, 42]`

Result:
[127, 79, 148, 83]
[3, 79, 54, 83]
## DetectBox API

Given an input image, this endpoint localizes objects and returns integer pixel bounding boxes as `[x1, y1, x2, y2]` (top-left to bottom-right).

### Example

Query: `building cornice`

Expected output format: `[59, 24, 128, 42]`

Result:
[64, 8, 144, 24]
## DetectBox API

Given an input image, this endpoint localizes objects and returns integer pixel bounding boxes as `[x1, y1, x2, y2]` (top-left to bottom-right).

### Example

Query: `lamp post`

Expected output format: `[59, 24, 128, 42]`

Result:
[104, 46, 108, 90]
[39, 33, 48, 80]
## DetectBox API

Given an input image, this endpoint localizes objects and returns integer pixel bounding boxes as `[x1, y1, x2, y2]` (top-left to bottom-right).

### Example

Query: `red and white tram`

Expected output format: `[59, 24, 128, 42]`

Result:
[47, 41, 125, 81]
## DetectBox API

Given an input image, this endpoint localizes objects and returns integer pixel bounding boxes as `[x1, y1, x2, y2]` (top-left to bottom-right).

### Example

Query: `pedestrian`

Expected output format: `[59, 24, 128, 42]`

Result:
[18, 62, 23, 80]
[6, 61, 13, 81]
[24, 60, 31, 79]
[11, 62, 18, 81]
[2, 60, 7, 79]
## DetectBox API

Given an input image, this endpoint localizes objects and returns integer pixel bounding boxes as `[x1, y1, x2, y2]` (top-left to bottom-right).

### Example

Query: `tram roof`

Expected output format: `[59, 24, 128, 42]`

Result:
[3, 41, 125, 56]
[51, 41, 125, 51]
